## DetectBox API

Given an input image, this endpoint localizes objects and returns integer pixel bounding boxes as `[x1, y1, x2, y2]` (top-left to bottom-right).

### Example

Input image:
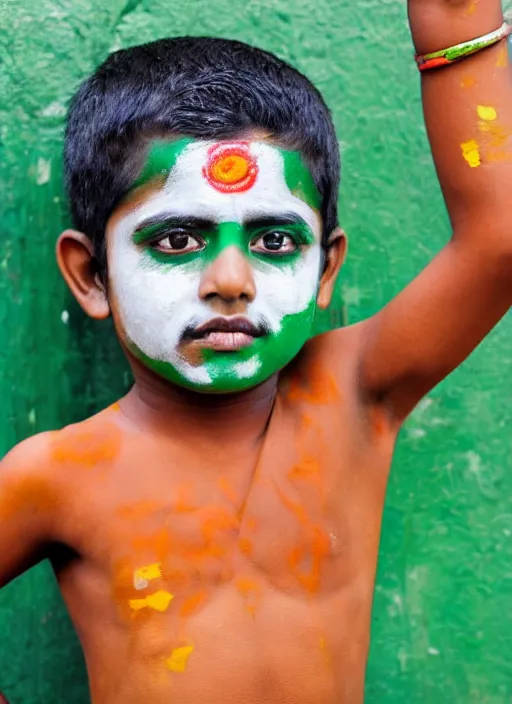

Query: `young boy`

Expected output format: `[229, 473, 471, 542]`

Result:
[1, 0, 511, 702]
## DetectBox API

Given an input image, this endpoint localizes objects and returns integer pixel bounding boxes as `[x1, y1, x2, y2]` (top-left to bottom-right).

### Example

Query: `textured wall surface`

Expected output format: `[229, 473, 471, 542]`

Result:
[1, 0, 511, 701]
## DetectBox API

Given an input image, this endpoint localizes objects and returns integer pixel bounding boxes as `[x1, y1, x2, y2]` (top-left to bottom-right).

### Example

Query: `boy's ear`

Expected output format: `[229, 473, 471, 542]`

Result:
[56, 230, 110, 319]
[316, 227, 347, 310]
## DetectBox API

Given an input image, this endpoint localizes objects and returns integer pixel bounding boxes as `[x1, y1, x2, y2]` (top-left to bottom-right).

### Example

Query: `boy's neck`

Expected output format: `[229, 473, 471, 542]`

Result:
[118, 365, 278, 447]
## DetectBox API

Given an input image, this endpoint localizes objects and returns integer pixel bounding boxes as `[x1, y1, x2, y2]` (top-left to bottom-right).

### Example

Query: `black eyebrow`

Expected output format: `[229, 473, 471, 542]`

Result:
[133, 212, 312, 237]
[242, 213, 310, 229]
[134, 215, 218, 233]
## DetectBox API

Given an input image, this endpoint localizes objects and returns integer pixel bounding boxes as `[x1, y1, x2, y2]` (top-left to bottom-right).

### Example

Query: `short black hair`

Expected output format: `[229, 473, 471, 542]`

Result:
[64, 36, 341, 276]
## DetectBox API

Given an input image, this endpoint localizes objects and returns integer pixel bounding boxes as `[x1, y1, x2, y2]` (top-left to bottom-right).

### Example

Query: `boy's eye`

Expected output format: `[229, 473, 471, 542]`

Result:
[153, 230, 204, 254]
[251, 231, 297, 255]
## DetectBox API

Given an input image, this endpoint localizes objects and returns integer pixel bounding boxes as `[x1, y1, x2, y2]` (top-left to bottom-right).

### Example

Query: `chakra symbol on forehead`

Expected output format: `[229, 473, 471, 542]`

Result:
[203, 142, 258, 193]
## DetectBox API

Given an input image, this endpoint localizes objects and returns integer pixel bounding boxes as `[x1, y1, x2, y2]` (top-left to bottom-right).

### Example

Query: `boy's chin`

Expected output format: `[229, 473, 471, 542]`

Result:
[130, 349, 274, 395]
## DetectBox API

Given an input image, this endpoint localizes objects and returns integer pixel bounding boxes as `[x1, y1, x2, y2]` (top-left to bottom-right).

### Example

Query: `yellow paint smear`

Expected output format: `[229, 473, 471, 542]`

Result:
[166, 645, 194, 673]
[488, 151, 512, 163]
[134, 562, 162, 589]
[497, 46, 508, 68]
[466, 0, 477, 15]
[136, 563, 162, 581]
[478, 121, 509, 148]
[461, 140, 481, 168]
[477, 105, 497, 121]
[129, 589, 174, 612]
[129, 597, 148, 611]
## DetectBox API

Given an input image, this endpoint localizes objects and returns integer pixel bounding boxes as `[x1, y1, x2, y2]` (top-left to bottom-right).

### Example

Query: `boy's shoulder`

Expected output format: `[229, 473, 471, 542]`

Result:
[1, 402, 122, 489]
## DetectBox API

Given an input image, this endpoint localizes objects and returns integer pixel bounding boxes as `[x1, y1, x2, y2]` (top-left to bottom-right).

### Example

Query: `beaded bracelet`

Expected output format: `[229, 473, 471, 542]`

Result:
[415, 21, 511, 72]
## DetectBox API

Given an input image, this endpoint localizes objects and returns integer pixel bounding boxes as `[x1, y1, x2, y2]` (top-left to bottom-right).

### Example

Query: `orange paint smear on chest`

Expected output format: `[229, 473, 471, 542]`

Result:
[179, 590, 207, 618]
[235, 577, 262, 616]
[217, 476, 238, 505]
[175, 483, 198, 513]
[274, 483, 330, 594]
[200, 506, 240, 554]
[287, 455, 325, 506]
[286, 362, 340, 406]
[116, 500, 164, 521]
[51, 421, 121, 468]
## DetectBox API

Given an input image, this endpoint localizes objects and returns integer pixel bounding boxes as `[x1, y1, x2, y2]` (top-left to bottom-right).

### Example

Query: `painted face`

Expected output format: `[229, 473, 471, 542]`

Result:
[108, 138, 323, 393]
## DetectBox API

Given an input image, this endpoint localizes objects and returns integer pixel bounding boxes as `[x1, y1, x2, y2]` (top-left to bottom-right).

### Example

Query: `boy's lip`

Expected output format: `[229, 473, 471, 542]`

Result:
[182, 316, 265, 351]
[183, 316, 265, 352]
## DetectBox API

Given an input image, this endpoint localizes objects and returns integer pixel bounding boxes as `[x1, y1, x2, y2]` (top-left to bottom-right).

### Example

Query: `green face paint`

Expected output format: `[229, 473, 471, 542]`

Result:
[109, 138, 324, 392]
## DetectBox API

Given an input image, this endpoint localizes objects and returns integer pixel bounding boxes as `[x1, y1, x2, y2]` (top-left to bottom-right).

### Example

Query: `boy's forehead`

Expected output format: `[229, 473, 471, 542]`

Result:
[119, 137, 322, 233]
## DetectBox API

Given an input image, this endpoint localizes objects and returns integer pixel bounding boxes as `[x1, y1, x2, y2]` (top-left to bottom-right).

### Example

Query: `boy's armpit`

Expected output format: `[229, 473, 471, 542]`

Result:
[0, 432, 61, 588]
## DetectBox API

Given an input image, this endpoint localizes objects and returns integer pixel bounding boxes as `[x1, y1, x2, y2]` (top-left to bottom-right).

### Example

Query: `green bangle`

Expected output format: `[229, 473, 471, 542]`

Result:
[415, 21, 511, 72]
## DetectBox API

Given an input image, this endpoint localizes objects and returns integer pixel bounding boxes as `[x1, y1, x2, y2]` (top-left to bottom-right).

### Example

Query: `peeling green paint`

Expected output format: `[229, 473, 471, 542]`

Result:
[1, 0, 511, 702]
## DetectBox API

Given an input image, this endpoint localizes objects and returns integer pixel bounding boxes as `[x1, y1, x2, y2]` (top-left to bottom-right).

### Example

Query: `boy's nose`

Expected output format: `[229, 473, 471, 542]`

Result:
[198, 246, 256, 305]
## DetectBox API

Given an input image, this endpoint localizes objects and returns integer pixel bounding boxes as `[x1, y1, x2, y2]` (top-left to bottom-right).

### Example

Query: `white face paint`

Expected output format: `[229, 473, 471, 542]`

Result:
[108, 139, 323, 391]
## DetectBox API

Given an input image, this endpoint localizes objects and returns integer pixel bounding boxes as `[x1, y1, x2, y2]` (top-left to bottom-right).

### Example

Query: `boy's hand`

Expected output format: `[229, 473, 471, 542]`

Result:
[357, 0, 512, 421]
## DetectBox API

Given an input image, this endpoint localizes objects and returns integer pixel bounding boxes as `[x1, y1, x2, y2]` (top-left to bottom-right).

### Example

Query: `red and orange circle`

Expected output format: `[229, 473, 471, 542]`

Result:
[203, 142, 258, 193]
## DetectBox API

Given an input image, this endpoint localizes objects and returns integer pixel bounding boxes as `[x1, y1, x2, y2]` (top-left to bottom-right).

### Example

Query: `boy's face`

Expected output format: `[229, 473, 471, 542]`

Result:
[106, 138, 326, 393]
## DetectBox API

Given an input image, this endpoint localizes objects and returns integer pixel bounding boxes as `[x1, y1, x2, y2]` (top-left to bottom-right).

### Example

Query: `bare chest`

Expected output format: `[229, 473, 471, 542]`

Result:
[68, 396, 392, 617]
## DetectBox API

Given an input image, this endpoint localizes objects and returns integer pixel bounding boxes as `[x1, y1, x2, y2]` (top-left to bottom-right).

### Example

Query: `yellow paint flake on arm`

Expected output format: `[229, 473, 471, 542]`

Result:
[461, 140, 481, 168]
[166, 645, 194, 673]
[477, 105, 497, 122]
[129, 590, 174, 612]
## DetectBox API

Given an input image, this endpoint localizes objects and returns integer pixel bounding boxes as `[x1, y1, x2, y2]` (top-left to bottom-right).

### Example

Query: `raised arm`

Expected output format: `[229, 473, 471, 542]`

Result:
[0, 435, 56, 588]
[358, 0, 512, 421]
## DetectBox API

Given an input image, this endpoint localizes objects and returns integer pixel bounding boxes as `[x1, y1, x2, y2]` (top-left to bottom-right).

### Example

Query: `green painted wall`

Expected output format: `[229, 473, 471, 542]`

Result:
[1, 0, 511, 701]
